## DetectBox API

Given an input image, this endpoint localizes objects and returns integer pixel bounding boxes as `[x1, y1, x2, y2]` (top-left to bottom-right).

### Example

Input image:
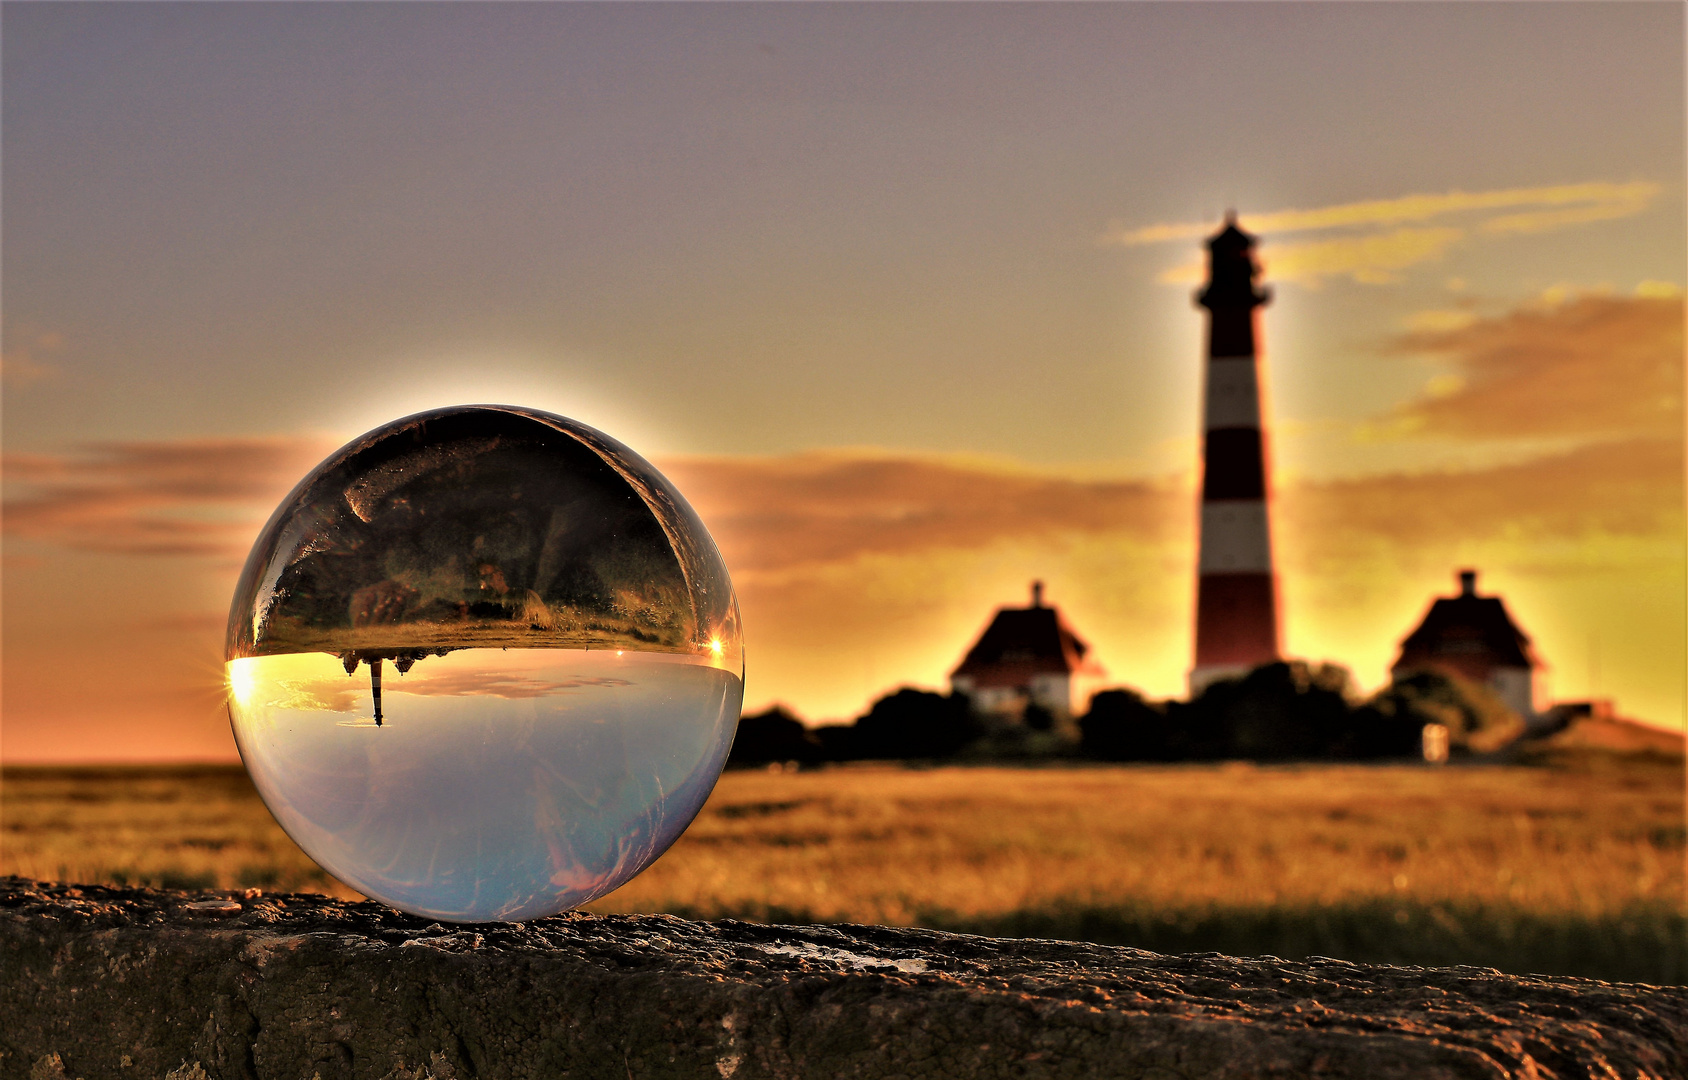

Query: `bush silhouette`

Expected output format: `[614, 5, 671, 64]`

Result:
[1159, 662, 1351, 760]
[1080, 689, 1171, 761]
[743, 664, 1515, 767]
[727, 706, 824, 767]
[851, 688, 984, 760]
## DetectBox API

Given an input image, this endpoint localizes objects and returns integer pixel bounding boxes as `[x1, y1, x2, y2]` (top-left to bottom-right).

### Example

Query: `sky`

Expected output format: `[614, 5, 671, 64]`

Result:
[3, 2, 1684, 762]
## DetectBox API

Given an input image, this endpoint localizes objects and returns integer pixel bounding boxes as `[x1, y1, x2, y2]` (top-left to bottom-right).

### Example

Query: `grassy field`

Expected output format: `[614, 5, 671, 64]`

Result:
[3, 757, 1683, 983]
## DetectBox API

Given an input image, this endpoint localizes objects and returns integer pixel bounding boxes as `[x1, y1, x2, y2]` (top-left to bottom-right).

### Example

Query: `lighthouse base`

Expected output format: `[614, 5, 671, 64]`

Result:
[1191, 570, 1280, 697]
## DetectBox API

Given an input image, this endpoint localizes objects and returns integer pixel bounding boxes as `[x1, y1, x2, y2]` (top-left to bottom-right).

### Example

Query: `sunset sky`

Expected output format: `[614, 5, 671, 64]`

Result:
[4, 2, 1684, 762]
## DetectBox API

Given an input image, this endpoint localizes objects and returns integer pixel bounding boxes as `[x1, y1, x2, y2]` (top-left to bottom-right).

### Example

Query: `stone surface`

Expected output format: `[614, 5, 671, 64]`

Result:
[2, 877, 1683, 1080]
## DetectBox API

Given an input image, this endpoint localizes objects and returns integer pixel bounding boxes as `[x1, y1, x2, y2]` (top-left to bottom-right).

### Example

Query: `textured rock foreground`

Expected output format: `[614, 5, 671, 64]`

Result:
[2, 878, 1683, 1080]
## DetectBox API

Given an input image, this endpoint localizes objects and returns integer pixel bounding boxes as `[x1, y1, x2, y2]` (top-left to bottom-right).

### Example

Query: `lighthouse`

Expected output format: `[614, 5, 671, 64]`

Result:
[1190, 214, 1280, 692]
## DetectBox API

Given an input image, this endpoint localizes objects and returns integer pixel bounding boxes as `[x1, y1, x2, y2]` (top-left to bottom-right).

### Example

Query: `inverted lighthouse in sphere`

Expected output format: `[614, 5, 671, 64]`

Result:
[1190, 214, 1280, 692]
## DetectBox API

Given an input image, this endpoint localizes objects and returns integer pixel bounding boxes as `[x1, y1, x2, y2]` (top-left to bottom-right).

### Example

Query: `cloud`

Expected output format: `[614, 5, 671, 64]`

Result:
[397, 672, 632, 698]
[268, 670, 635, 709]
[1478, 200, 1657, 237]
[1400, 309, 1478, 334]
[137, 613, 229, 633]
[265, 680, 361, 713]
[3, 437, 1188, 574]
[1109, 181, 1661, 287]
[1157, 227, 1466, 287]
[3, 436, 335, 556]
[659, 451, 1186, 575]
[1105, 181, 1660, 246]
[13, 419, 1676, 585]
[1380, 292, 1683, 440]
[673, 439, 1680, 595]
[1, 330, 65, 388]
[1266, 228, 1467, 286]
[1283, 436, 1683, 558]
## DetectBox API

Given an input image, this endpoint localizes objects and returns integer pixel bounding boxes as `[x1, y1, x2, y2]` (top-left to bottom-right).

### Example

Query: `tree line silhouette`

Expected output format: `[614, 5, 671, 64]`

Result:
[727, 662, 1523, 768]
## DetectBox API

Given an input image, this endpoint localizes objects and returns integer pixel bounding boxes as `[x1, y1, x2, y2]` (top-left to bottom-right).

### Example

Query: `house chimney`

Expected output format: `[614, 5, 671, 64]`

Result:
[1031, 580, 1045, 608]
[1458, 569, 1477, 597]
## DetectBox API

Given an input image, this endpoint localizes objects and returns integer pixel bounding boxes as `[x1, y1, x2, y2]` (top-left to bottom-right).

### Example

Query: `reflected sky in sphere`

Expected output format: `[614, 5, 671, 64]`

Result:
[225, 405, 743, 921]
[228, 649, 740, 921]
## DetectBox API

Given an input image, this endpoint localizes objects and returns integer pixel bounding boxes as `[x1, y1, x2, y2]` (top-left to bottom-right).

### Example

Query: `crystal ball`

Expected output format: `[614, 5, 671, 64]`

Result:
[225, 405, 743, 922]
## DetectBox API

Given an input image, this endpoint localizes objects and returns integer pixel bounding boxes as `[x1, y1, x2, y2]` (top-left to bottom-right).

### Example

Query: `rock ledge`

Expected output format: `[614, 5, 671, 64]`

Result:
[2, 878, 1683, 1079]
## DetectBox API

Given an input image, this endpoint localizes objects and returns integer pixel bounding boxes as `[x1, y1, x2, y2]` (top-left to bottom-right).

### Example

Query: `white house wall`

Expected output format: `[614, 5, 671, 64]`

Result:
[1488, 666, 1536, 719]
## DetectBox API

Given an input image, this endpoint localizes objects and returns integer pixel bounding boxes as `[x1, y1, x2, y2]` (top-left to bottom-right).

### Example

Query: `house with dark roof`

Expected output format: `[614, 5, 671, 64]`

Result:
[1391, 569, 1543, 718]
[949, 581, 1105, 724]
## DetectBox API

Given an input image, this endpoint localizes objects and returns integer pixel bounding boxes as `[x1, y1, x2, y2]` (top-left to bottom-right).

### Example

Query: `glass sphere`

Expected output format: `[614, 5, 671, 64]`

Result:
[225, 405, 743, 922]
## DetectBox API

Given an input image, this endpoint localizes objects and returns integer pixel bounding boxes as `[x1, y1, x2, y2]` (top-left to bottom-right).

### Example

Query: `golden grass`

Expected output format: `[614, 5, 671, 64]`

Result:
[0, 766, 356, 898]
[4, 757, 1683, 981]
[594, 760, 1685, 923]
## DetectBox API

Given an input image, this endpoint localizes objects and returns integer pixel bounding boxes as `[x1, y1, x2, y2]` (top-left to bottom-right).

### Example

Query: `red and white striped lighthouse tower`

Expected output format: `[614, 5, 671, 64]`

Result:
[1191, 213, 1280, 692]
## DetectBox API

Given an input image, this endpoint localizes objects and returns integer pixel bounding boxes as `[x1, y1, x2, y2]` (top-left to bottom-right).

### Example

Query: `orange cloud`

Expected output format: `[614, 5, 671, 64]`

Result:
[3, 436, 333, 556]
[400, 672, 632, 698]
[1106, 181, 1659, 245]
[1382, 293, 1684, 440]
[1158, 227, 1466, 287]
[8, 432, 1672, 596]
[659, 452, 1186, 575]
[1283, 437, 1682, 560]
[1, 329, 65, 388]
[1111, 181, 1662, 288]
[1479, 201, 1656, 237]
[4, 440, 1188, 569]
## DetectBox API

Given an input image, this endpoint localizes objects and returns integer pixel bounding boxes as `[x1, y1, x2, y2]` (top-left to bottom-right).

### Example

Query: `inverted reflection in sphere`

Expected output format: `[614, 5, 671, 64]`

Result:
[225, 406, 743, 922]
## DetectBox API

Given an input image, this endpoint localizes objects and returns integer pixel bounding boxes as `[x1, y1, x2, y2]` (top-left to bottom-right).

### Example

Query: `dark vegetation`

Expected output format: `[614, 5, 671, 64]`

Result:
[728, 662, 1517, 767]
[731, 690, 985, 767]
